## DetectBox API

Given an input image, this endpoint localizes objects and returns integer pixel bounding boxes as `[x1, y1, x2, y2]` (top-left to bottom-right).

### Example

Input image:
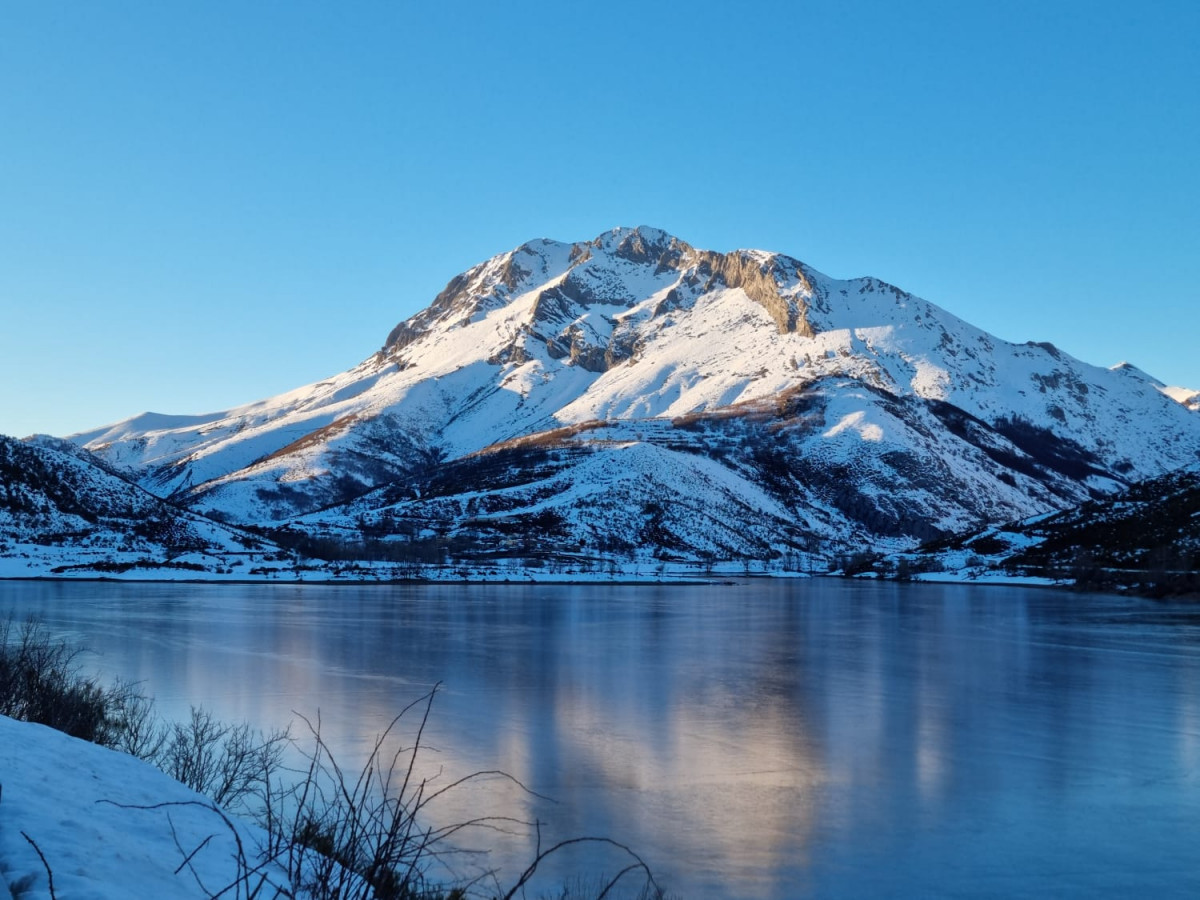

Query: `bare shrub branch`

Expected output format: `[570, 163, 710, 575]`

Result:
[152, 706, 290, 814]
[19, 831, 58, 900]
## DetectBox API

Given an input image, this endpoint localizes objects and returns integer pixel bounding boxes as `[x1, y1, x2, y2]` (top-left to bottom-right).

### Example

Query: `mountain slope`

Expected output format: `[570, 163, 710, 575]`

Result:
[71, 227, 1200, 564]
[0, 435, 283, 577]
[901, 463, 1200, 597]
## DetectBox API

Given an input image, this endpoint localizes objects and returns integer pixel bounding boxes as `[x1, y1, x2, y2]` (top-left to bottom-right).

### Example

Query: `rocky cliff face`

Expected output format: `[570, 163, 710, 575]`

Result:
[67, 227, 1200, 566]
[383, 228, 817, 375]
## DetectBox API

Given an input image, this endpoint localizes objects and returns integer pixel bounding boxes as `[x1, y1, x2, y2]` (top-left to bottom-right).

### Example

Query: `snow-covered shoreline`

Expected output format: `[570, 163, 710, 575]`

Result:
[0, 715, 285, 899]
[0, 548, 797, 585]
[0, 567, 1068, 593]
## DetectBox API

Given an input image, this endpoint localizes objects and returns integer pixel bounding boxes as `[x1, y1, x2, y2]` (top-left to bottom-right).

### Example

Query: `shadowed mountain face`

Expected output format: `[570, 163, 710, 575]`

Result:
[67, 227, 1200, 565]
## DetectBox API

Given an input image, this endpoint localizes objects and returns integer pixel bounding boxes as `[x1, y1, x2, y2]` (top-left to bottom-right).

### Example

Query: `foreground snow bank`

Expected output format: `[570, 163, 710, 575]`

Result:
[0, 715, 283, 899]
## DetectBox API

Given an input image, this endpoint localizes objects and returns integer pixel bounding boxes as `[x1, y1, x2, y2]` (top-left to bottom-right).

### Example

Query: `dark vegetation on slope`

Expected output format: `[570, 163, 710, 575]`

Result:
[990, 415, 1118, 486]
[926, 401, 1124, 497]
[1, 437, 103, 522]
[1003, 465, 1200, 597]
[910, 465, 1200, 599]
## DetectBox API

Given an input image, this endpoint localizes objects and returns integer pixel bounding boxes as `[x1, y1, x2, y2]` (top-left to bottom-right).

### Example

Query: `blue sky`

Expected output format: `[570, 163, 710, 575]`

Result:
[2, 1, 1197, 438]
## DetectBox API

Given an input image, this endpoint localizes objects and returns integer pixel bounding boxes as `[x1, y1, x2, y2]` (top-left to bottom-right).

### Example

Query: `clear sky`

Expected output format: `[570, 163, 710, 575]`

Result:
[2, 0, 1197, 438]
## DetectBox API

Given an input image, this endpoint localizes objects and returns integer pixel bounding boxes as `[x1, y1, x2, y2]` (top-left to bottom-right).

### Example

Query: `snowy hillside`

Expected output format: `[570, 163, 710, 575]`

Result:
[0, 715, 286, 899]
[1107, 361, 1200, 413]
[0, 435, 292, 578]
[55, 227, 1200, 568]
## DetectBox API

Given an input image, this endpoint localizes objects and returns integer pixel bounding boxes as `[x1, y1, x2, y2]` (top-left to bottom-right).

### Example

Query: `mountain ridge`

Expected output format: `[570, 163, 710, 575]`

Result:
[51, 226, 1200, 569]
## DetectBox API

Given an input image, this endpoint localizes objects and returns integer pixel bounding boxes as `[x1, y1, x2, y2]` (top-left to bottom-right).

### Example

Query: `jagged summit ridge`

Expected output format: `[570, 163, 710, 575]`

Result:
[382, 226, 817, 367]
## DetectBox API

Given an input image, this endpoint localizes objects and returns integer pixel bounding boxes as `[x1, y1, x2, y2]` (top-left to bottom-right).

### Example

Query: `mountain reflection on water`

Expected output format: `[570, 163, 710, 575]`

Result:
[4, 579, 1200, 898]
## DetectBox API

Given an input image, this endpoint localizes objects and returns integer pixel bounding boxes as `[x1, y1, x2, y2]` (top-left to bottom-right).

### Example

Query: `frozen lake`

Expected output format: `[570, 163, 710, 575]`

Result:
[4, 579, 1200, 897]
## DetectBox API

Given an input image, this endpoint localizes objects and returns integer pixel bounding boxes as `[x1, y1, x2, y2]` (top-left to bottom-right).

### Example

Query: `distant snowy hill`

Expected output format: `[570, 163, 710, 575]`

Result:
[1162, 385, 1200, 412]
[57, 227, 1200, 569]
[1109, 361, 1200, 413]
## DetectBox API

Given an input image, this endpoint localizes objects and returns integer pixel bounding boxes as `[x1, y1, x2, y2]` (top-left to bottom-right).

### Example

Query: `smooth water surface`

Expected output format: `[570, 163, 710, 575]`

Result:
[3, 579, 1200, 898]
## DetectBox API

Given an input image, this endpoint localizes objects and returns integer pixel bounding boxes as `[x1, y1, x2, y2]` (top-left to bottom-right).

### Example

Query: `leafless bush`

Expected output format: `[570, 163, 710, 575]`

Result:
[109, 689, 168, 760]
[0, 615, 140, 746]
[268, 686, 508, 899]
[254, 686, 661, 899]
[153, 706, 290, 815]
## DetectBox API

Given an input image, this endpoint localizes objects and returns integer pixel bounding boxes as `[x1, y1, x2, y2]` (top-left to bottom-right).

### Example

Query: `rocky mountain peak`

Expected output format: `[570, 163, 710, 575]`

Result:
[383, 228, 823, 363]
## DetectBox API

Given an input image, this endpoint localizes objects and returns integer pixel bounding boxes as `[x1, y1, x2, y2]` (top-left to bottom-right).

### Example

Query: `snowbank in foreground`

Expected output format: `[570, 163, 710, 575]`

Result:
[0, 715, 282, 899]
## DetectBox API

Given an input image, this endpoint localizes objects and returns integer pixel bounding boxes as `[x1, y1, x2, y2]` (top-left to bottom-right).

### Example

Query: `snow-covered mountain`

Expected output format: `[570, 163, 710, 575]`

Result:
[70, 227, 1200, 566]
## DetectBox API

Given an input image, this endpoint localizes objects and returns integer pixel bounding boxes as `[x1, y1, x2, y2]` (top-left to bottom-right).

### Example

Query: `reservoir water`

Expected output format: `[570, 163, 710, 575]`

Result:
[3, 579, 1199, 898]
